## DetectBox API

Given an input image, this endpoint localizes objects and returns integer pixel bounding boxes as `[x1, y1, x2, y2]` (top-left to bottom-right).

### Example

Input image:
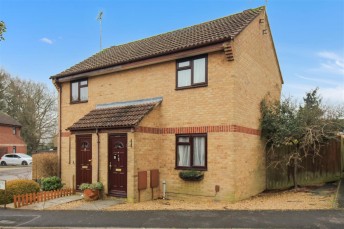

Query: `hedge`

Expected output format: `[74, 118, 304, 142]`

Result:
[0, 179, 40, 204]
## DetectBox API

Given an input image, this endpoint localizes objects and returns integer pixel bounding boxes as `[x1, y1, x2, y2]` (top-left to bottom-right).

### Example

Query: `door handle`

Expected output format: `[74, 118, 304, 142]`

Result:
[109, 162, 112, 170]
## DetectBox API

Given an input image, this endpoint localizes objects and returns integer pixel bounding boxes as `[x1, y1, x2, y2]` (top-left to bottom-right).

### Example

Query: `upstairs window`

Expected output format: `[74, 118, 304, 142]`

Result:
[176, 55, 208, 89]
[71, 79, 88, 103]
[13, 127, 16, 135]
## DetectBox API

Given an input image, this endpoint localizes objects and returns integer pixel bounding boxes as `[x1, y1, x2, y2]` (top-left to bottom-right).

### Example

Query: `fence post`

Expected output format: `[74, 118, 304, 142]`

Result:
[21, 194, 25, 206]
[13, 195, 17, 208]
[17, 195, 21, 208]
[25, 194, 29, 206]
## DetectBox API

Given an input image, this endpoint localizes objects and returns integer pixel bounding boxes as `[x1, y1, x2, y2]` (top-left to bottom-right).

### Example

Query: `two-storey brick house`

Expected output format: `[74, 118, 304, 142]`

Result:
[0, 113, 27, 157]
[51, 7, 283, 202]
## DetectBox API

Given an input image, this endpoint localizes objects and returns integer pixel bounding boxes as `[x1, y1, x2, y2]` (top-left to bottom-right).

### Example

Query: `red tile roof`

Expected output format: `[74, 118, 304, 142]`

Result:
[52, 7, 264, 79]
[0, 113, 21, 127]
[68, 100, 161, 130]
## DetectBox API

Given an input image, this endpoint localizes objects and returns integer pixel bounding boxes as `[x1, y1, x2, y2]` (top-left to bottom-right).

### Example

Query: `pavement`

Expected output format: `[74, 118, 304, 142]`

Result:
[337, 178, 344, 208]
[5, 193, 125, 211]
[5, 179, 342, 211]
[0, 179, 343, 227]
[0, 208, 344, 228]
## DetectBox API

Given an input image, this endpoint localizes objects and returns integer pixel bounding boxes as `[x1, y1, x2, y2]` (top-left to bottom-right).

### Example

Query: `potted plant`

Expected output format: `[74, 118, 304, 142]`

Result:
[79, 182, 103, 201]
[179, 170, 204, 181]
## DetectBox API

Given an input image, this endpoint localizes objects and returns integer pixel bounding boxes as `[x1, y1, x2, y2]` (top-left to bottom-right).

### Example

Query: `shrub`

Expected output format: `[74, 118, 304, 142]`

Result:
[32, 152, 58, 179]
[79, 182, 103, 191]
[41, 176, 64, 191]
[179, 170, 204, 181]
[0, 179, 40, 204]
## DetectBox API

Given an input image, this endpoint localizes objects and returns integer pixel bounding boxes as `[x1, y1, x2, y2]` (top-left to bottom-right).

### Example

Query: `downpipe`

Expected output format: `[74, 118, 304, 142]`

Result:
[96, 128, 100, 182]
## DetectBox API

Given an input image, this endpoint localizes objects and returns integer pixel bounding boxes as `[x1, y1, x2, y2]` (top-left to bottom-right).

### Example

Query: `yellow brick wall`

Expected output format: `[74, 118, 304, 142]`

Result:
[58, 10, 282, 202]
[60, 134, 76, 189]
[159, 132, 236, 201]
[228, 12, 282, 200]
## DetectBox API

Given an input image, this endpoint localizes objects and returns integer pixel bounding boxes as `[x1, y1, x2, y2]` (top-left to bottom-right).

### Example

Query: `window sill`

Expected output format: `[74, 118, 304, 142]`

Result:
[175, 84, 208, 91]
[70, 100, 88, 105]
[175, 167, 207, 171]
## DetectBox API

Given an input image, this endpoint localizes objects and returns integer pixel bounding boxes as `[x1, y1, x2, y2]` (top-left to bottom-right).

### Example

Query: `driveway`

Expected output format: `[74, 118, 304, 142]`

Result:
[0, 209, 343, 228]
[0, 166, 32, 181]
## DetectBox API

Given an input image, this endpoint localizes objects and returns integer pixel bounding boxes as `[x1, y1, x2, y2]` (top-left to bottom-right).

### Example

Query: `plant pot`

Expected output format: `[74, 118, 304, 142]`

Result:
[83, 189, 100, 201]
[179, 170, 204, 181]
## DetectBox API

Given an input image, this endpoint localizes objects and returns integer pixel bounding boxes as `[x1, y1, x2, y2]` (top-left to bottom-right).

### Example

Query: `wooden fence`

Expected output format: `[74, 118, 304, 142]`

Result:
[267, 138, 342, 190]
[13, 188, 75, 208]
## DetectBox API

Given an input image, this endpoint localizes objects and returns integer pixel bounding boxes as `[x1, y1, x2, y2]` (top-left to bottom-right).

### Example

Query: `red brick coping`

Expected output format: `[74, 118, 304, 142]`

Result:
[136, 125, 260, 136]
[62, 125, 260, 136]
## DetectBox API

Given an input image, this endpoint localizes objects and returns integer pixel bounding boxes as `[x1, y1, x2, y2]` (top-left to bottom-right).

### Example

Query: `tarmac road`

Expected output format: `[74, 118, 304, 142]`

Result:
[0, 209, 344, 228]
[0, 166, 32, 181]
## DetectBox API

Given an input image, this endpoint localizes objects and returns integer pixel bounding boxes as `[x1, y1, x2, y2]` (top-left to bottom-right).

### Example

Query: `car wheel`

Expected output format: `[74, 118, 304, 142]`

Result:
[1, 161, 7, 166]
[22, 161, 28, 166]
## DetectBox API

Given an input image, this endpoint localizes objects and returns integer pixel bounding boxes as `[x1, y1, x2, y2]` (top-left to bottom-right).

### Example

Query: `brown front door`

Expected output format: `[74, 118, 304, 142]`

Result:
[108, 134, 127, 197]
[76, 135, 92, 189]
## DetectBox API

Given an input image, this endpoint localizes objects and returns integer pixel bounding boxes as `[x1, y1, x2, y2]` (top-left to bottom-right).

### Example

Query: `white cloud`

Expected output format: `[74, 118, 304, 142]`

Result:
[295, 73, 340, 86]
[317, 51, 344, 75]
[40, 37, 53, 45]
[283, 83, 344, 105]
[319, 86, 344, 104]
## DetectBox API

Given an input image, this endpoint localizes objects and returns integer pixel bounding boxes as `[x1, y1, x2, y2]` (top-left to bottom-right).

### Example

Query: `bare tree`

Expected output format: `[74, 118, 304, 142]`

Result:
[0, 69, 10, 110]
[1, 70, 57, 152]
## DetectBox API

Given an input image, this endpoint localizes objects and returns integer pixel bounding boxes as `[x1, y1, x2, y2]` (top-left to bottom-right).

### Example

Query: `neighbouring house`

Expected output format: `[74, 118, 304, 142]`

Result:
[51, 6, 283, 202]
[0, 113, 27, 157]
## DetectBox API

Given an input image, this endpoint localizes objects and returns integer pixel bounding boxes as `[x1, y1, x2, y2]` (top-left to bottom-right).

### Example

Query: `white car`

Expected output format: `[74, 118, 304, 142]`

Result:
[0, 153, 32, 166]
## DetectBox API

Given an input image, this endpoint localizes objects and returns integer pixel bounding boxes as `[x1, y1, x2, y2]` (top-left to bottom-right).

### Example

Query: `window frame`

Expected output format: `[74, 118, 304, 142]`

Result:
[70, 79, 88, 104]
[176, 54, 208, 90]
[175, 133, 207, 170]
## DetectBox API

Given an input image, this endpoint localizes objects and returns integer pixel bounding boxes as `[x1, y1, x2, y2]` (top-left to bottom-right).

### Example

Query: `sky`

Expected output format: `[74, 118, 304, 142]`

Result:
[0, 0, 343, 104]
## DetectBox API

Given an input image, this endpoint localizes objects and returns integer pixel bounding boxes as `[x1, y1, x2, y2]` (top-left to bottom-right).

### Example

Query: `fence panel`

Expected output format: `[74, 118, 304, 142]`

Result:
[267, 138, 342, 190]
[14, 189, 75, 208]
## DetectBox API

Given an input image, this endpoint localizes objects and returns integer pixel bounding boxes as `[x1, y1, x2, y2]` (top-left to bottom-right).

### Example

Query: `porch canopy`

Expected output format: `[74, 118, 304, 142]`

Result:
[67, 97, 162, 131]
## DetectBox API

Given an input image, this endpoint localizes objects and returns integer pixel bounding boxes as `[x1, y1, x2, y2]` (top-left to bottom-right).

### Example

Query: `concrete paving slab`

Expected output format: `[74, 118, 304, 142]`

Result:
[6, 195, 83, 210]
